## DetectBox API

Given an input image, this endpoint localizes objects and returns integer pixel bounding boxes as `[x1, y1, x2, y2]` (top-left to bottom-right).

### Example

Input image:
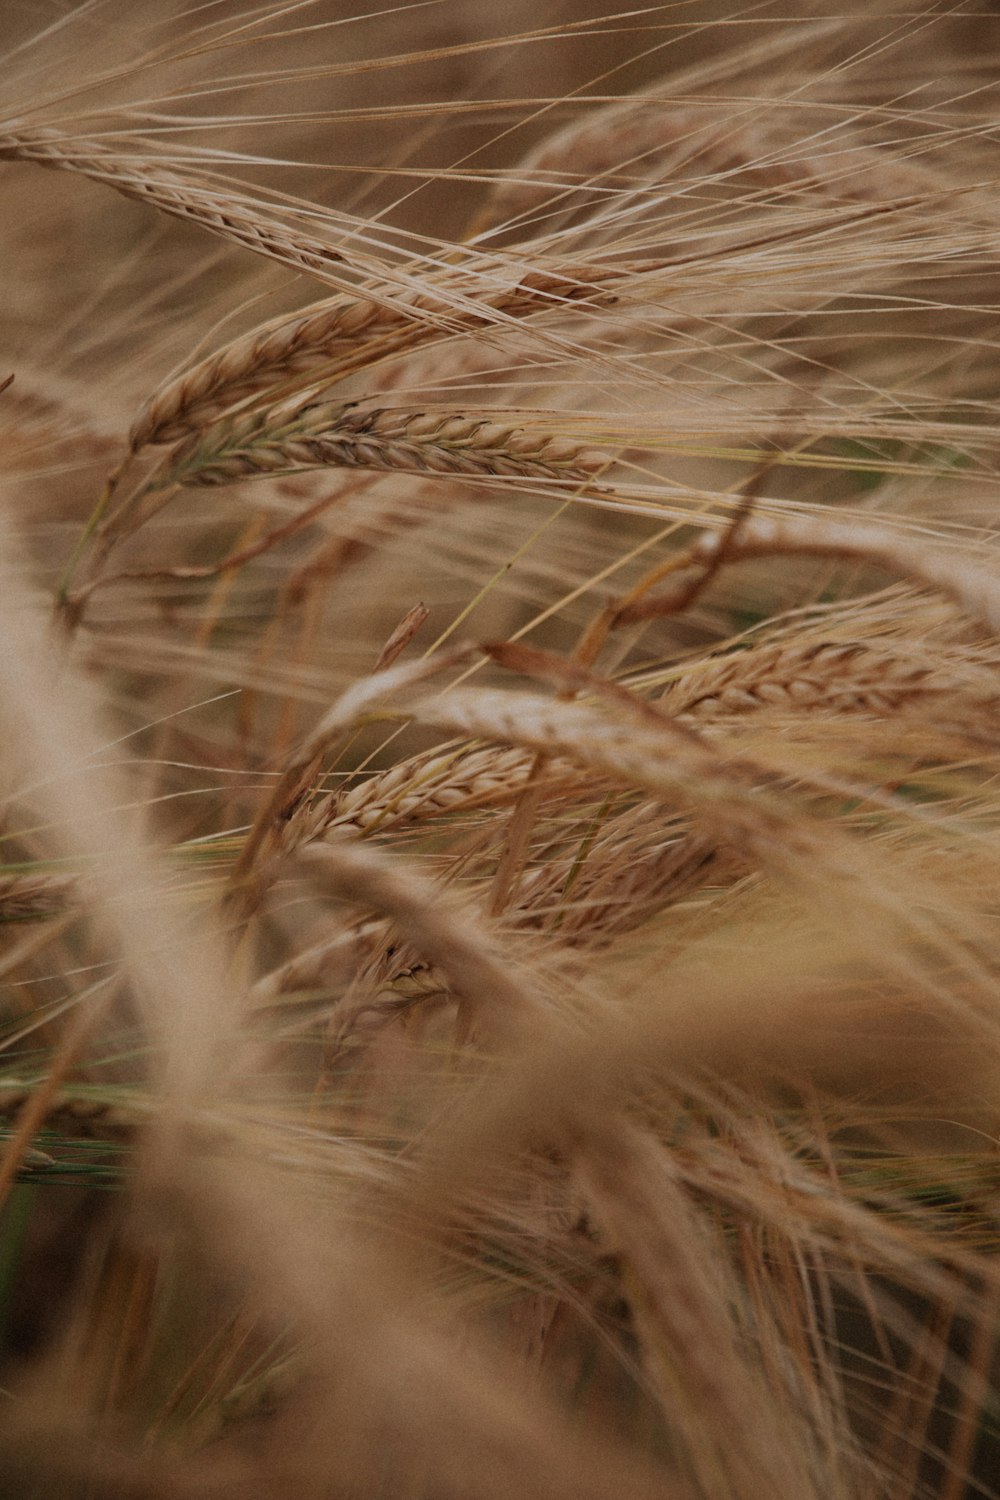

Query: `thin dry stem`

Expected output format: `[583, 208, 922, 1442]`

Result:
[619, 515, 1000, 643]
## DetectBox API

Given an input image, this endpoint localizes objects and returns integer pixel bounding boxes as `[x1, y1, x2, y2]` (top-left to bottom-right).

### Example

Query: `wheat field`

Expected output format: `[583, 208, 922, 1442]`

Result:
[3, 2, 1000, 1495]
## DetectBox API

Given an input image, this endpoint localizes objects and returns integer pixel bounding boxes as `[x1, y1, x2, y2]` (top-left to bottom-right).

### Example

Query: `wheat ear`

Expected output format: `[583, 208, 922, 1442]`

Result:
[322, 639, 976, 842]
[129, 264, 626, 451]
[666, 638, 940, 718]
[68, 403, 601, 604]
[165, 399, 606, 488]
[328, 744, 546, 835]
[297, 836, 534, 1043]
[324, 676, 836, 880]
[509, 820, 723, 945]
[0, 125, 347, 280]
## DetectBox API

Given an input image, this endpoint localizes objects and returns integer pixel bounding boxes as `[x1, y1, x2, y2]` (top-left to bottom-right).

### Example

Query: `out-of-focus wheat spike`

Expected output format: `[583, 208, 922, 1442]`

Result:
[298, 835, 533, 1040]
[247, 917, 381, 1010]
[0, 373, 123, 466]
[0, 872, 77, 920]
[480, 96, 934, 231]
[574, 1119, 831, 1500]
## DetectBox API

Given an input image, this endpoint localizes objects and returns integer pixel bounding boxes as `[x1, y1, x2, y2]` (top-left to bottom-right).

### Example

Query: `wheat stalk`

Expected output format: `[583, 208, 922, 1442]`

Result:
[682, 515, 1000, 640]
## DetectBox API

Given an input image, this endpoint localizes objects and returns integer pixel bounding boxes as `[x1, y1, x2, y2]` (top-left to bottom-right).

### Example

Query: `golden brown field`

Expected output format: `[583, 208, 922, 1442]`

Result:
[3, 2, 1000, 1495]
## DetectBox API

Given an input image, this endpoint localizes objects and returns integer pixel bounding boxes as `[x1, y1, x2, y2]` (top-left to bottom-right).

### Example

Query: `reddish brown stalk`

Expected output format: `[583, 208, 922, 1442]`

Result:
[617, 515, 1000, 641]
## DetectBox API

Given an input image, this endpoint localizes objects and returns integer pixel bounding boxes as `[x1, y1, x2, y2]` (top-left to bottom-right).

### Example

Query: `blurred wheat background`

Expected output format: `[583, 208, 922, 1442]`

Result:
[3, 1, 1000, 1495]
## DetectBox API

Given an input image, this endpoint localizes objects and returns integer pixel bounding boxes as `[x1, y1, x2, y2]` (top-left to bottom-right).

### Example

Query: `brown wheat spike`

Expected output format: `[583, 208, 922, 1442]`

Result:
[298, 836, 536, 1043]
[665, 638, 942, 719]
[0, 125, 347, 281]
[327, 744, 559, 837]
[128, 263, 628, 452]
[166, 399, 606, 488]
[325, 676, 837, 878]
[317, 640, 993, 853]
[510, 821, 725, 944]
